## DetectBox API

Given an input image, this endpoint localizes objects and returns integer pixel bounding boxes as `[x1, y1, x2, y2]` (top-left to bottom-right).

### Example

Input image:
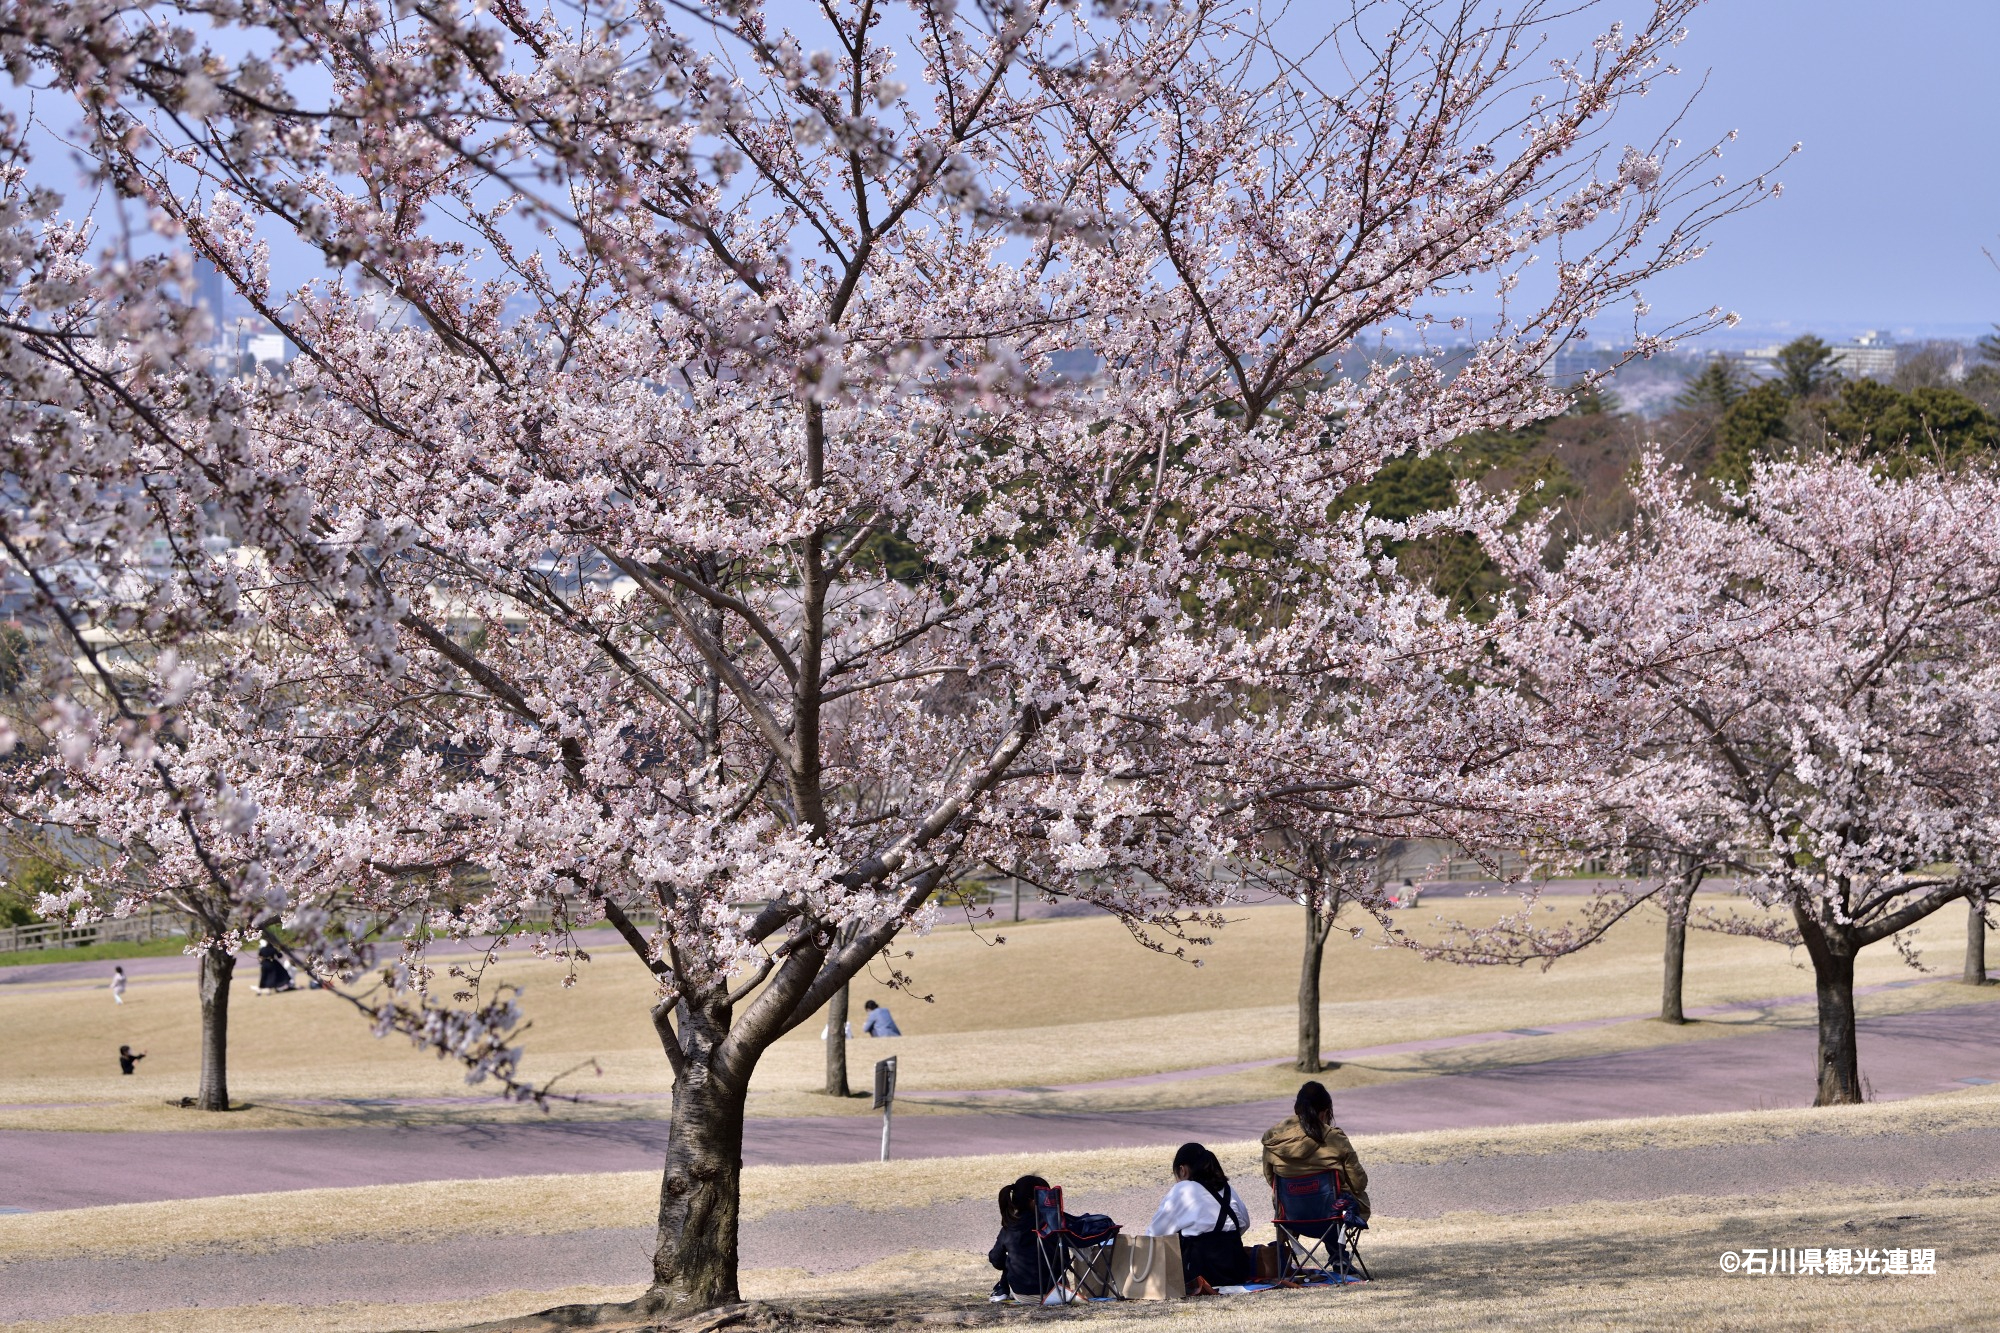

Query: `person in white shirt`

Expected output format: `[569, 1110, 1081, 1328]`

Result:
[1145, 1142, 1252, 1235]
[1146, 1142, 1254, 1289]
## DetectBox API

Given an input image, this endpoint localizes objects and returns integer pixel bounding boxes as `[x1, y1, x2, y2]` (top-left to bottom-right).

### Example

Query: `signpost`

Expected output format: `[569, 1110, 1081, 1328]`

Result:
[873, 1056, 898, 1161]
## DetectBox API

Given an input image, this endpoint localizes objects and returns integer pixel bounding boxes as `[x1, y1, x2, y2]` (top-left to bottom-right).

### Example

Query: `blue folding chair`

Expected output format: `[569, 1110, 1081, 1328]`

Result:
[1032, 1185, 1121, 1301]
[1272, 1170, 1370, 1282]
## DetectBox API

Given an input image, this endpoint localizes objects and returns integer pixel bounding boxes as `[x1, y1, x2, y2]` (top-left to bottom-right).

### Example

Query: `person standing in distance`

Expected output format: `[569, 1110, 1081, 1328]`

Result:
[117, 1045, 146, 1075]
[110, 965, 127, 1005]
[861, 998, 901, 1037]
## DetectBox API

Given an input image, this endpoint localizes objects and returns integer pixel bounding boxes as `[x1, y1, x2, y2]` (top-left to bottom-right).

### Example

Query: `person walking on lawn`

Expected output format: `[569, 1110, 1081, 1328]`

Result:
[861, 999, 901, 1037]
[110, 965, 127, 1005]
[1262, 1080, 1372, 1221]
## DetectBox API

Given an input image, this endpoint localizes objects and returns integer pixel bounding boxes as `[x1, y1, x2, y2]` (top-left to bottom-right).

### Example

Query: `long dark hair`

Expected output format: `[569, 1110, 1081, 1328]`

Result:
[1000, 1173, 1049, 1224]
[1172, 1142, 1229, 1192]
[1295, 1080, 1334, 1140]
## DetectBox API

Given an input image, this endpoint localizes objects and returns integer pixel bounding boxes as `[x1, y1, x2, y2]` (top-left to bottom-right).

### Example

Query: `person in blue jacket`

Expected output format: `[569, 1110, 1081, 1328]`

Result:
[861, 998, 901, 1036]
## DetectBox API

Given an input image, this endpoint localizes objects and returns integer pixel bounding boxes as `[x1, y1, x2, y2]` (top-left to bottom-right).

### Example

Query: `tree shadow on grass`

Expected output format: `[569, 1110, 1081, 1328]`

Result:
[442, 1190, 2000, 1333]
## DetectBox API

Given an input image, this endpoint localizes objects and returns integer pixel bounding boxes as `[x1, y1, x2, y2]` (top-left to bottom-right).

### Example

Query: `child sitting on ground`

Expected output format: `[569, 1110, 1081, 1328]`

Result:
[987, 1174, 1050, 1302]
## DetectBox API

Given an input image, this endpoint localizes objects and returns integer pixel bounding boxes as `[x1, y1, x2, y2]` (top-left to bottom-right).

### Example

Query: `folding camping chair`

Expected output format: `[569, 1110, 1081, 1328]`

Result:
[1271, 1170, 1371, 1282]
[1032, 1185, 1122, 1301]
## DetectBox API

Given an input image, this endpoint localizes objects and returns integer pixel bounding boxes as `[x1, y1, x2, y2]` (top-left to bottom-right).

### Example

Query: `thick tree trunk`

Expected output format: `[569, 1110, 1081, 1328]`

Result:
[824, 981, 851, 1096]
[649, 1037, 751, 1312]
[1795, 911, 1861, 1106]
[196, 945, 234, 1112]
[1297, 906, 1334, 1072]
[1966, 892, 1990, 986]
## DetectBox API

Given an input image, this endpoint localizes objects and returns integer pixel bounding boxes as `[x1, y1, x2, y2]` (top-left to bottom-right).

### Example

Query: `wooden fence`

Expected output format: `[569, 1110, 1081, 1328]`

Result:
[0, 910, 187, 955]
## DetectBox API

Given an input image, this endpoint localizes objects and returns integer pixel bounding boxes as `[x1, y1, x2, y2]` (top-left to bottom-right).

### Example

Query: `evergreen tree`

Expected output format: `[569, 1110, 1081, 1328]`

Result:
[1774, 335, 1842, 399]
[1676, 358, 1744, 413]
[1711, 382, 1793, 487]
[1820, 380, 1998, 459]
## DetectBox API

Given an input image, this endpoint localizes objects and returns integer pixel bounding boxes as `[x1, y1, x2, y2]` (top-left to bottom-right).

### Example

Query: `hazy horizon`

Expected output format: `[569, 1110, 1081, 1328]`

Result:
[1631, 2, 2000, 337]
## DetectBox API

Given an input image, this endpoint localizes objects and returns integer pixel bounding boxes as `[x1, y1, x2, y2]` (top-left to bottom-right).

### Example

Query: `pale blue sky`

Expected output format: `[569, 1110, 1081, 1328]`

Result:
[20, 2, 1989, 343]
[1645, 1, 2000, 339]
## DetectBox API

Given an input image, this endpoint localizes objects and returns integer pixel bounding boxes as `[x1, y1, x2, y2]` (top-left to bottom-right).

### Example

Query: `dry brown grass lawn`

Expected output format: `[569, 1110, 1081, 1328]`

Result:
[8, 1081, 2000, 1266]
[6, 1181, 1994, 1332]
[2, 900, 1993, 1128]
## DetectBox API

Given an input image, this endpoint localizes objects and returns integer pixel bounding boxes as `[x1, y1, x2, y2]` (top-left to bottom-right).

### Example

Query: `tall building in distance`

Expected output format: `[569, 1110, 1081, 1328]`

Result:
[188, 256, 290, 372]
[1828, 330, 1898, 381]
[191, 257, 230, 334]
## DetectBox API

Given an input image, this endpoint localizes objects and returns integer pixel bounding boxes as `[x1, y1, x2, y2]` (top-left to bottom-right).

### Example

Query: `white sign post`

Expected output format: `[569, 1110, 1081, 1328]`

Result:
[873, 1056, 898, 1161]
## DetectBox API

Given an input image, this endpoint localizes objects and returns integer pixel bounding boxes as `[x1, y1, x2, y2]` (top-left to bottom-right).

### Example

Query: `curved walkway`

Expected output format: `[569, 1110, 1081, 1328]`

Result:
[7, 1000, 2000, 1213]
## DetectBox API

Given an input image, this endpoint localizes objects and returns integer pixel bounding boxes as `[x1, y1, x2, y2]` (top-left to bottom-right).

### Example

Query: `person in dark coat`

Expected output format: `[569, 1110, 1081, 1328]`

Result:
[987, 1174, 1054, 1299]
[256, 940, 294, 992]
[117, 1045, 145, 1075]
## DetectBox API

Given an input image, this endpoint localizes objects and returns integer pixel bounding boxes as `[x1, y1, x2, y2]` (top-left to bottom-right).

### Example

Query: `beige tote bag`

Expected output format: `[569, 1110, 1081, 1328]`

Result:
[1110, 1234, 1186, 1300]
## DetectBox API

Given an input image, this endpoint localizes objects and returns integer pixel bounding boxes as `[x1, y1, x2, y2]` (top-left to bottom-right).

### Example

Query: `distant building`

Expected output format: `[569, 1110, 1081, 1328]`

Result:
[1732, 344, 1775, 380]
[1730, 332, 1897, 385]
[1544, 341, 1612, 382]
[246, 333, 288, 368]
[191, 257, 229, 330]
[1830, 330, 1897, 381]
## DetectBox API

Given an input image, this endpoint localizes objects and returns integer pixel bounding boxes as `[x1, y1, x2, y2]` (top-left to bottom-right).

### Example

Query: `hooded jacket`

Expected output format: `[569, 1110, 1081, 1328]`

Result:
[1261, 1114, 1372, 1220]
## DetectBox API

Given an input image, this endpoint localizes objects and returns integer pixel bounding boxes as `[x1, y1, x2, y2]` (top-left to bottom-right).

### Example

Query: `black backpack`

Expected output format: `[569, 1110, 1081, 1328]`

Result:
[1179, 1183, 1250, 1289]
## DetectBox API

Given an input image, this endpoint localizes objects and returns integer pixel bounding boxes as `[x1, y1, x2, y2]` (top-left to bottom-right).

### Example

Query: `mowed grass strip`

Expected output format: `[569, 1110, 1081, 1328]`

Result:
[5, 1184, 1994, 1332]
[8, 1084, 2000, 1264]
[4, 900, 1993, 1126]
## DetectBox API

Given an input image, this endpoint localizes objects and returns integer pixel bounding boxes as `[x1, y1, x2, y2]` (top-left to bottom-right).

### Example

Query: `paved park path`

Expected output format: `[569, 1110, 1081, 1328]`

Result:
[7, 999, 2000, 1213]
[7, 999, 2000, 1322]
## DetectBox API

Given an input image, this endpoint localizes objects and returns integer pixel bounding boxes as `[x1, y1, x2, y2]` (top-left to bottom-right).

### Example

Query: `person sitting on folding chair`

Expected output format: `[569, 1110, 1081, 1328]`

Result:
[1263, 1081, 1372, 1280]
[987, 1174, 1053, 1301]
[1261, 1080, 1371, 1221]
[1147, 1142, 1251, 1291]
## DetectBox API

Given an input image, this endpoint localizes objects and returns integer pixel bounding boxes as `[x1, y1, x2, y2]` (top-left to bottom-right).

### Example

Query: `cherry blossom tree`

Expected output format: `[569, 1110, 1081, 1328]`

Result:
[0, 115, 285, 1111]
[1218, 575, 1598, 1069]
[1424, 711, 1756, 1025]
[3, 0, 1770, 1310]
[0, 122, 534, 1114]
[1464, 456, 2000, 1105]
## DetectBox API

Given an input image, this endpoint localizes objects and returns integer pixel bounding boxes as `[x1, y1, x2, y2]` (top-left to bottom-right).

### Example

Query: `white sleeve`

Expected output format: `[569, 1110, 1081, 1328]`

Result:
[1145, 1182, 1210, 1237]
[1229, 1189, 1250, 1231]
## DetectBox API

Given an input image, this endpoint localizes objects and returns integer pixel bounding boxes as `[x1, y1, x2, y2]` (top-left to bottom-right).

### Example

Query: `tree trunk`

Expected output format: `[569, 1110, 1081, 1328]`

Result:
[1297, 906, 1334, 1072]
[1660, 907, 1687, 1024]
[196, 944, 234, 1112]
[1661, 872, 1700, 1024]
[1966, 892, 1990, 986]
[824, 980, 851, 1096]
[649, 1020, 751, 1313]
[1796, 911, 1861, 1106]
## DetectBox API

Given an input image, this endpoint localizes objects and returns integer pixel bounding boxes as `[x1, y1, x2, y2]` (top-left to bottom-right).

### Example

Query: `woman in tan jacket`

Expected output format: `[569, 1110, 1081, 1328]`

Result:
[1260, 1080, 1371, 1220]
